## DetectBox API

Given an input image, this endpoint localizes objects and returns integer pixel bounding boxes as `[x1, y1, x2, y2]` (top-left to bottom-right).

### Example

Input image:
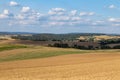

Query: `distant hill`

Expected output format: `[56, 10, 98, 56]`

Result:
[1, 32, 120, 41]
[0, 32, 120, 35]
[11, 33, 110, 41]
[0, 32, 37, 35]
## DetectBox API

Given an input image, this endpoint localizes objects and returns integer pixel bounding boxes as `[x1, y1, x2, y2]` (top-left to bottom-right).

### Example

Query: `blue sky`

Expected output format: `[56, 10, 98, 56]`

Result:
[0, 0, 120, 34]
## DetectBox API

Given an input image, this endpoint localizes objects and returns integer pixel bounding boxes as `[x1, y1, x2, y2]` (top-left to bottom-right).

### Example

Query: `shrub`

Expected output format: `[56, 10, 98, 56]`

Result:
[113, 45, 120, 49]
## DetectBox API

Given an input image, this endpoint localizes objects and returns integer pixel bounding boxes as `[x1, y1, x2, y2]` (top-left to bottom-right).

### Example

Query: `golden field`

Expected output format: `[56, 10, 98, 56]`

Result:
[78, 35, 120, 41]
[0, 40, 120, 80]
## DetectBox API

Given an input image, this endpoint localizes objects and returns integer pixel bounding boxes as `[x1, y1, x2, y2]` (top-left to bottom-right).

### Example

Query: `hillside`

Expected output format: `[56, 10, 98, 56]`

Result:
[0, 41, 120, 80]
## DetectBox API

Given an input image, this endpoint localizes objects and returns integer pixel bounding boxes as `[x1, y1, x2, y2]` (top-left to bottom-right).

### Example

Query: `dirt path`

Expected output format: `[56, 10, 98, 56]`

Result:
[0, 52, 120, 80]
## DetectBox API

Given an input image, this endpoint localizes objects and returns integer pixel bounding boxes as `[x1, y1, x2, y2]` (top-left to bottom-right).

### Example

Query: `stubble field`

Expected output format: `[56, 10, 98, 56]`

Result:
[0, 40, 120, 80]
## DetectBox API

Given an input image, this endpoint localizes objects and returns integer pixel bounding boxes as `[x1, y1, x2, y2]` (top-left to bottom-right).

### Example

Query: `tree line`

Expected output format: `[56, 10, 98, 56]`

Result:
[11, 34, 120, 50]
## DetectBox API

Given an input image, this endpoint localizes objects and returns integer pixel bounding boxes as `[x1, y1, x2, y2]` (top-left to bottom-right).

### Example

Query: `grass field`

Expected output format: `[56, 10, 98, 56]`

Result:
[0, 40, 120, 80]
[0, 44, 119, 62]
[0, 44, 27, 52]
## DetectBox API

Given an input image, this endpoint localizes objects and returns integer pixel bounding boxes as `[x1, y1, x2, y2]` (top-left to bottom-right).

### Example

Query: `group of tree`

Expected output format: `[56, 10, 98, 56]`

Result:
[99, 38, 120, 45]
[11, 33, 120, 50]
[50, 42, 120, 50]
[12, 33, 105, 41]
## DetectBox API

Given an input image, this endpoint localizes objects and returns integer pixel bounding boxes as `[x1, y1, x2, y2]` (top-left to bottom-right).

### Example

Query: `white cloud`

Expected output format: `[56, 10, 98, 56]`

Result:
[21, 7, 31, 13]
[113, 24, 120, 26]
[3, 9, 9, 15]
[71, 17, 81, 21]
[1, 6, 113, 28]
[0, 14, 8, 19]
[10, 7, 97, 27]
[80, 12, 95, 16]
[51, 8, 65, 12]
[108, 18, 120, 27]
[48, 8, 65, 15]
[0, 9, 13, 19]
[9, 1, 19, 6]
[89, 12, 95, 16]
[16, 10, 45, 20]
[91, 20, 105, 26]
[80, 12, 88, 16]
[15, 14, 25, 20]
[108, 18, 120, 22]
[0, 5, 99, 27]
[108, 5, 116, 9]
[48, 22, 66, 26]
[14, 10, 47, 26]
[50, 16, 70, 21]
[70, 10, 77, 16]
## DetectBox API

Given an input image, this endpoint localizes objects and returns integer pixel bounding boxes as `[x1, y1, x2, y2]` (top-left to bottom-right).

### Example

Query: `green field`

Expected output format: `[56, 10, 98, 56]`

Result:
[0, 44, 120, 62]
[0, 44, 28, 52]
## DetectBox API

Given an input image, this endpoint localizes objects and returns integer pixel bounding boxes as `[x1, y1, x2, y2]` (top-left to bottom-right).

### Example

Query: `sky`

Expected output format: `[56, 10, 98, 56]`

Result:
[0, 0, 120, 34]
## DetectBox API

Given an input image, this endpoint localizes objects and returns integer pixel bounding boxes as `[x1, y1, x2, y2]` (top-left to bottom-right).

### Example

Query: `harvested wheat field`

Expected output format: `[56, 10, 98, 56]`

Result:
[0, 46, 120, 80]
[0, 40, 120, 80]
